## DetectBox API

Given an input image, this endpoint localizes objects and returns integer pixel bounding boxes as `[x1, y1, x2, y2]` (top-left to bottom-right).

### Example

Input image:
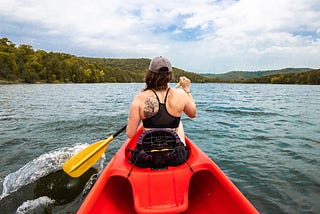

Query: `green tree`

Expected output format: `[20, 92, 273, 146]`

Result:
[307, 70, 320, 84]
[0, 38, 16, 53]
[15, 44, 35, 77]
[0, 52, 19, 80]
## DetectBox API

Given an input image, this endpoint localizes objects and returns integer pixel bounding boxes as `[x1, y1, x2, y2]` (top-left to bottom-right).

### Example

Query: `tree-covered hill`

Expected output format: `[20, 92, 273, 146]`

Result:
[0, 37, 207, 84]
[1, 37, 319, 84]
[242, 69, 320, 84]
[202, 68, 312, 81]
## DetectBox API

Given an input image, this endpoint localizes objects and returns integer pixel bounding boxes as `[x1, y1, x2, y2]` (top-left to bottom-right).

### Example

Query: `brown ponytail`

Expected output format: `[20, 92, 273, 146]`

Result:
[144, 69, 172, 91]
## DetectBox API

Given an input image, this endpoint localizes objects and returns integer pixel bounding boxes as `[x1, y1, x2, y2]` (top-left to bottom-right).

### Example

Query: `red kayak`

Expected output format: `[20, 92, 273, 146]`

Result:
[77, 127, 259, 214]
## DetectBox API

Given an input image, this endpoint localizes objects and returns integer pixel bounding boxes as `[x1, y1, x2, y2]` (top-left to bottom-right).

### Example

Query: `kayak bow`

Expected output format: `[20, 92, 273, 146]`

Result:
[77, 127, 259, 214]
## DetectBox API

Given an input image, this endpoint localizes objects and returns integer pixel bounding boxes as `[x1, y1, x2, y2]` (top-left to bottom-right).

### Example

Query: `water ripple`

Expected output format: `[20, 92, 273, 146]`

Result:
[1, 83, 319, 213]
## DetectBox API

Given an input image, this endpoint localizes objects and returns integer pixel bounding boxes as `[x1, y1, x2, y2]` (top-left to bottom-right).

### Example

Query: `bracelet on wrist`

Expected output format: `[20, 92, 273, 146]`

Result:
[184, 89, 191, 93]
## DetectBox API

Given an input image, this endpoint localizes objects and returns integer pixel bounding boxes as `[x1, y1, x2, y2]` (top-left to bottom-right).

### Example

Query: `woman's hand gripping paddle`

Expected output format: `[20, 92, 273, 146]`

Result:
[63, 125, 127, 178]
[175, 76, 185, 88]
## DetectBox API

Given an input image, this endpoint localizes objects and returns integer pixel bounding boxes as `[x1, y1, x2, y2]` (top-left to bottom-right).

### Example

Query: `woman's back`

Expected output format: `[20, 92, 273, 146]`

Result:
[136, 87, 195, 120]
[126, 56, 196, 139]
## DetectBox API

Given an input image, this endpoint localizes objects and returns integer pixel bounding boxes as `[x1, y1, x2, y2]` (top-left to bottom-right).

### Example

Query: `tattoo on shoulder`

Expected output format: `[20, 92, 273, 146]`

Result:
[144, 96, 158, 118]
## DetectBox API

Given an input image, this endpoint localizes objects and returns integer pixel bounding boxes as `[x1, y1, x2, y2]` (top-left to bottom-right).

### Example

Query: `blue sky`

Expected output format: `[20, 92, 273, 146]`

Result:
[0, 0, 319, 73]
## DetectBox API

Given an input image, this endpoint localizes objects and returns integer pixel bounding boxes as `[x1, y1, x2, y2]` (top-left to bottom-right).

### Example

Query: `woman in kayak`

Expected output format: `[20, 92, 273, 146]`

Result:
[126, 56, 197, 167]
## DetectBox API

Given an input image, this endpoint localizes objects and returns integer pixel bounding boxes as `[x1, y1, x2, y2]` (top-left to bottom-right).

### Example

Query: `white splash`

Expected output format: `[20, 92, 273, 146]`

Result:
[16, 196, 55, 214]
[0, 143, 105, 199]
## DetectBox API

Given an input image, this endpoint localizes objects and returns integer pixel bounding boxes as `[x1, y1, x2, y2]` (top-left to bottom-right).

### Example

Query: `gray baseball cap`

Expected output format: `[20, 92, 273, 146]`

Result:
[149, 56, 172, 73]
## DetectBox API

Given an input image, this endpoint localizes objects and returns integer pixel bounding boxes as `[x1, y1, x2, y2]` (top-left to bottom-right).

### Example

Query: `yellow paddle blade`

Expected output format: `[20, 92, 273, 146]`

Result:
[63, 136, 113, 178]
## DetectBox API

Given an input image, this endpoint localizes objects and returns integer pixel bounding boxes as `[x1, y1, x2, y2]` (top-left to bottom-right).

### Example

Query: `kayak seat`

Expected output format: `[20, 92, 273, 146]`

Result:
[129, 129, 188, 169]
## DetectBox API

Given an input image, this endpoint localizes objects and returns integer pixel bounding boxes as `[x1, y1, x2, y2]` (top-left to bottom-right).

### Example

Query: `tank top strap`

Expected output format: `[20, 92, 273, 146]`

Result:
[150, 89, 160, 102]
[164, 88, 170, 103]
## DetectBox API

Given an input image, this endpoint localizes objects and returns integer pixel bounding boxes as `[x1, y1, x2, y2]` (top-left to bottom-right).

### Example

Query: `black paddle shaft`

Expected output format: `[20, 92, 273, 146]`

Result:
[113, 125, 127, 138]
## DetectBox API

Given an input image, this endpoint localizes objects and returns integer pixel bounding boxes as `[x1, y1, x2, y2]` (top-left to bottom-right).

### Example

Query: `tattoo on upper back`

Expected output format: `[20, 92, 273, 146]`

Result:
[144, 96, 158, 118]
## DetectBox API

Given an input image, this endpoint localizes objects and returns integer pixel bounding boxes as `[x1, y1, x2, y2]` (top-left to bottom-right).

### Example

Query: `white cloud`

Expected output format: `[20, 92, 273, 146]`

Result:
[0, 0, 319, 73]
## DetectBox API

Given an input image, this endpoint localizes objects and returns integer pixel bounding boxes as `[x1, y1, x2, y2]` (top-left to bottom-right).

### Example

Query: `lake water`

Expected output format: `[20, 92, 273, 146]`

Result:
[0, 83, 319, 213]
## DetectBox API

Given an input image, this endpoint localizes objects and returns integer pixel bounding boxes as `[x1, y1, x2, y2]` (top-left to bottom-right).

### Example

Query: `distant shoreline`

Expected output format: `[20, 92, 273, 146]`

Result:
[1, 80, 319, 86]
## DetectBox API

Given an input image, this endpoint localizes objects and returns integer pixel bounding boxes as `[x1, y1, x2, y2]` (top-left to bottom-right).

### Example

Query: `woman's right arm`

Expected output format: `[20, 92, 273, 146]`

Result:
[126, 96, 141, 138]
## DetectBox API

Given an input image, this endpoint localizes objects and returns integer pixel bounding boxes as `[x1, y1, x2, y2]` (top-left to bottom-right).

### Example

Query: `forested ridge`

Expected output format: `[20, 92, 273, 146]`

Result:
[242, 69, 320, 84]
[0, 38, 206, 84]
[1, 37, 319, 84]
[202, 68, 312, 81]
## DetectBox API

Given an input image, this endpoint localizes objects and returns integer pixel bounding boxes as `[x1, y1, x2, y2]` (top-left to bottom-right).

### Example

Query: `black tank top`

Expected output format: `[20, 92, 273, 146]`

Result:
[142, 88, 181, 128]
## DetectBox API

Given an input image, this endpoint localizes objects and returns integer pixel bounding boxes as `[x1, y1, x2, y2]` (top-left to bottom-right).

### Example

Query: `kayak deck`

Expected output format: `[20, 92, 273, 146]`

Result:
[77, 128, 259, 214]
